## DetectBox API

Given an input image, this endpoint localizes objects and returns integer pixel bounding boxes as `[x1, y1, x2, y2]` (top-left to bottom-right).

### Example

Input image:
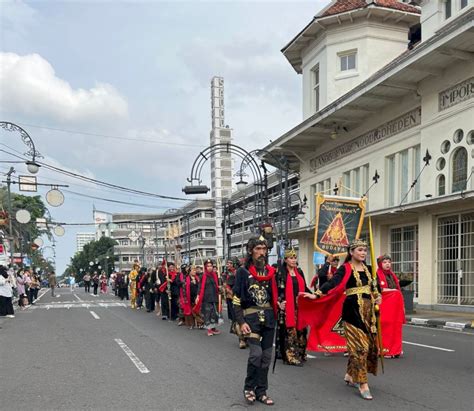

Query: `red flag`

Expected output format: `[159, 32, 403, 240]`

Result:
[297, 263, 405, 354]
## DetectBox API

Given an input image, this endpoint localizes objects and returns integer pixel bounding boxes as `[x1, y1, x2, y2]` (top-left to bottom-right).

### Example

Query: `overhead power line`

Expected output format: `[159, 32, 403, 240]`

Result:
[16, 122, 206, 148]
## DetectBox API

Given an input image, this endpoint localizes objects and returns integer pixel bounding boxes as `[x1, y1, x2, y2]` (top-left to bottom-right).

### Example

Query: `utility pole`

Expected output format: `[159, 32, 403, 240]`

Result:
[6, 167, 15, 266]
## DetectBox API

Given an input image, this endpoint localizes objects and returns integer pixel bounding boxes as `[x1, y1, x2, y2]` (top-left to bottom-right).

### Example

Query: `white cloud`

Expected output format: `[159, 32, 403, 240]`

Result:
[0, 52, 129, 126]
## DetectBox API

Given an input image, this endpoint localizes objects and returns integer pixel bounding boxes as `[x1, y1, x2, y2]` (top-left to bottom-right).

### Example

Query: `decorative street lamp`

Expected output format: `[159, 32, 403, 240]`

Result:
[0, 122, 42, 173]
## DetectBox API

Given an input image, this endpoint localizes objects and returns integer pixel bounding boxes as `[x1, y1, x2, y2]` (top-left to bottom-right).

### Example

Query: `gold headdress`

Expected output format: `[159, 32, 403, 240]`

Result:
[284, 248, 297, 259]
[349, 239, 368, 250]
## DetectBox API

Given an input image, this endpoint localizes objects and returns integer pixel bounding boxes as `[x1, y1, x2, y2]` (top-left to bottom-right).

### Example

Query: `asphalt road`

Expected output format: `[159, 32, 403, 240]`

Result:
[1, 287, 473, 411]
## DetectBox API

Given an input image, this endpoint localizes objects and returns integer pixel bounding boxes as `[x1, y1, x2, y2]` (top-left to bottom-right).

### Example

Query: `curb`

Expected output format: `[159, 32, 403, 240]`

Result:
[406, 316, 473, 330]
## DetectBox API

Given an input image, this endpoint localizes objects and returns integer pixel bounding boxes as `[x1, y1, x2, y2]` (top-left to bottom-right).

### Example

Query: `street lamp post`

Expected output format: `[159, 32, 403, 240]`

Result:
[0, 122, 42, 173]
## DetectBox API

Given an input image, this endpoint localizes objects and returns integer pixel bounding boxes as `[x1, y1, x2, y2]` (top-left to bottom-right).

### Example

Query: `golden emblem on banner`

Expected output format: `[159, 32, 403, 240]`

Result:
[314, 193, 366, 257]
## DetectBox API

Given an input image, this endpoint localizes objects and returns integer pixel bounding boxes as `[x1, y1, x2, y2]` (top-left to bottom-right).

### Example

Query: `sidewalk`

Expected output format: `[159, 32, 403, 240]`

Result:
[406, 309, 474, 330]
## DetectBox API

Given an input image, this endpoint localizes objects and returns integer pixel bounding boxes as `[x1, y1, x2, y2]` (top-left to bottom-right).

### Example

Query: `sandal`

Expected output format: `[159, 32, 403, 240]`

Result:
[359, 389, 373, 400]
[344, 376, 360, 389]
[243, 390, 256, 404]
[257, 395, 274, 406]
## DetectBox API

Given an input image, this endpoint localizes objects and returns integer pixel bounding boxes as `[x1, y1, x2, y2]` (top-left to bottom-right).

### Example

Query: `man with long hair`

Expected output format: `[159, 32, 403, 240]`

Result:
[233, 237, 279, 406]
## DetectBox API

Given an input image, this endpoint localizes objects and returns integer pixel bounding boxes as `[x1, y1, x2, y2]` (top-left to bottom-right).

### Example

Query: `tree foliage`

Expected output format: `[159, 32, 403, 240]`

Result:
[0, 185, 53, 268]
[69, 236, 117, 281]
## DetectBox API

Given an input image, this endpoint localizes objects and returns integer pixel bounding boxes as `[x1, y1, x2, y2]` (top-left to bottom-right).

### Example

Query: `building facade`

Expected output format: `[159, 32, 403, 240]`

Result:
[110, 200, 216, 271]
[264, 0, 474, 310]
[210, 77, 233, 259]
[76, 232, 95, 253]
[225, 171, 301, 262]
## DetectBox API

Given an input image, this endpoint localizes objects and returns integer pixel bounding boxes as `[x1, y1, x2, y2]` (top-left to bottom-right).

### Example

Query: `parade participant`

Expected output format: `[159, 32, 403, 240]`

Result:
[129, 262, 139, 309]
[48, 271, 57, 298]
[278, 249, 310, 367]
[301, 239, 381, 400]
[233, 237, 278, 406]
[136, 267, 146, 309]
[225, 258, 246, 348]
[377, 254, 405, 359]
[158, 262, 179, 320]
[118, 271, 129, 301]
[99, 271, 108, 294]
[194, 259, 220, 336]
[92, 272, 99, 296]
[178, 264, 192, 328]
[316, 255, 339, 288]
[177, 264, 189, 326]
[83, 272, 91, 293]
[144, 268, 156, 313]
[188, 265, 203, 328]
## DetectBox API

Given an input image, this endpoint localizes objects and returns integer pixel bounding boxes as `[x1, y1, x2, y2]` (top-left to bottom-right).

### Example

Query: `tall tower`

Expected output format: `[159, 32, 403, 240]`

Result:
[210, 76, 233, 258]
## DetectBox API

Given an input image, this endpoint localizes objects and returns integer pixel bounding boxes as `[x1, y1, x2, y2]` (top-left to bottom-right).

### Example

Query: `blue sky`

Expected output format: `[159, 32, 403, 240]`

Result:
[0, 0, 327, 273]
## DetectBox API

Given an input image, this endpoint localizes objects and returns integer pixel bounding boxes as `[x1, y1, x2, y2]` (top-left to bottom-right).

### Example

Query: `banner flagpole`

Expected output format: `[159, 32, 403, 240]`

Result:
[368, 216, 384, 373]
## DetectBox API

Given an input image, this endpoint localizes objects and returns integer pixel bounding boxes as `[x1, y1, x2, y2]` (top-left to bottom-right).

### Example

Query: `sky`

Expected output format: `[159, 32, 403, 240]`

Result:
[0, 0, 328, 273]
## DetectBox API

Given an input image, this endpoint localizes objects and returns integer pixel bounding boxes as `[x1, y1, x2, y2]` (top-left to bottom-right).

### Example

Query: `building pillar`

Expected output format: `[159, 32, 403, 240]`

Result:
[418, 213, 436, 306]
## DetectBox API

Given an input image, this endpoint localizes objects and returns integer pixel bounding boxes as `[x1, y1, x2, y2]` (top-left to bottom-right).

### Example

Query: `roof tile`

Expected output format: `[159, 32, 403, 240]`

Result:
[321, 0, 420, 17]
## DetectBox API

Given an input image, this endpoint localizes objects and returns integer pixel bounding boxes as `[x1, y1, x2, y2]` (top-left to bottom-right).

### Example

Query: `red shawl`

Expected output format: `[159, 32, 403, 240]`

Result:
[376, 259, 401, 291]
[248, 264, 278, 317]
[285, 269, 305, 328]
[297, 262, 352, 331]
[179, 273, 192, 316]
[158, 270, 177, 293]
[193, 270, 218, 314]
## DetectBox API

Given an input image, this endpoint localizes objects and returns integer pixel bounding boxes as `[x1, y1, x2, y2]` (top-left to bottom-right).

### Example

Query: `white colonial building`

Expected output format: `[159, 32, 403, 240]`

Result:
[264, 0, 473, 310]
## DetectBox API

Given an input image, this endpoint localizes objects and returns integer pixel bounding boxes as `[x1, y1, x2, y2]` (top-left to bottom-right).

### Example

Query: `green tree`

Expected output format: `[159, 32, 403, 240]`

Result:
[0, 185, 53, 267]
[69, 236, 117, 281]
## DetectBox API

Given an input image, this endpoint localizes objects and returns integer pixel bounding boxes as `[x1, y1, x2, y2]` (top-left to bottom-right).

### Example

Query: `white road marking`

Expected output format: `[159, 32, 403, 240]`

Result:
[405, 324, 474, 336]
[90, 311, 100, 320]
[307, 354, 316, 359]
[114, 338, 150, 374]
[403, 341, 455, 352]
[74, 294, 83, 302]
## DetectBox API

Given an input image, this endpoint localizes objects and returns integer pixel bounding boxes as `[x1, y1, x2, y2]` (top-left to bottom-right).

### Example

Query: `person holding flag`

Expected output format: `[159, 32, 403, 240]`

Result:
[194, 259, 220, 336]
[301, 239, 381, 400]
[158, 262, 179, 320]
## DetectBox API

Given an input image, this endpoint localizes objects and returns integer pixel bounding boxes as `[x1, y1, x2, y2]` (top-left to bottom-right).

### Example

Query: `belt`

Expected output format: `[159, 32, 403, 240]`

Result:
[346, 285, 371, 296]
[243, 304, 272, 316]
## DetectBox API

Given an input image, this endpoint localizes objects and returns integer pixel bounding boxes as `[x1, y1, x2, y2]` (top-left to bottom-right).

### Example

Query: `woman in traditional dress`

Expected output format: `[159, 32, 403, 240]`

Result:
[302, 239, 381, 400]
[99, 271, 108, 294]
[377, 254, 405, 359]
[278, 249, 310, 366]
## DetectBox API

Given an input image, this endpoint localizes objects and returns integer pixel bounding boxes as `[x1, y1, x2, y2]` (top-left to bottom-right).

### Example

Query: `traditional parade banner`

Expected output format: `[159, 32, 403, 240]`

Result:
[313, 193, 366, 257]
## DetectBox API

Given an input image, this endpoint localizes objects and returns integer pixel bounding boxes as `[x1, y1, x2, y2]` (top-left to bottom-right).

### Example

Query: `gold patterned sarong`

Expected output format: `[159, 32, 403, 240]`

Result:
[344, 298, 378, 383]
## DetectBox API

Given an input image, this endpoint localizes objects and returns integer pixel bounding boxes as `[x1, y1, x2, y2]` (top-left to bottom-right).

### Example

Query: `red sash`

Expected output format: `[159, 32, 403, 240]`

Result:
[193, 271, 218, 314]
[158, 271, 176, 293]
[179, 273, 192, 316]
[285, 269, 305, 328]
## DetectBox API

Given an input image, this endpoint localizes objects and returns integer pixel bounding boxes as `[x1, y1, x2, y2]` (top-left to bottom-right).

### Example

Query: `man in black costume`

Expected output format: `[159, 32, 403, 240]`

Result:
[233, 236, 279, 406]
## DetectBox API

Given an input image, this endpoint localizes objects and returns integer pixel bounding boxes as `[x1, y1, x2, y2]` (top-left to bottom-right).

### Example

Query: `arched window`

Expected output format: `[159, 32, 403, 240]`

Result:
[452, 147, 468, 192]
[438, 174, 445, 196]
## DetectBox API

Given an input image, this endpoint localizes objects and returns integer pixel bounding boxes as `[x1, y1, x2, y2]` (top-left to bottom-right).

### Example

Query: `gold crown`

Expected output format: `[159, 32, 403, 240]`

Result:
[284, 249, 297, 258]
[349, 239, 368, 250]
